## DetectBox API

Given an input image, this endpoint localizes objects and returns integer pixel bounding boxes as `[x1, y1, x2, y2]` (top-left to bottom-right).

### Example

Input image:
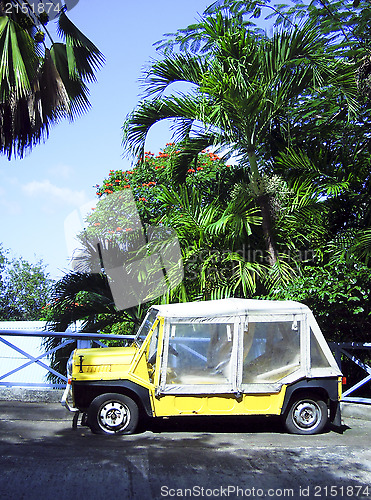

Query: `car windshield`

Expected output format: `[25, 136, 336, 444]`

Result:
[133, 308, 158, 345]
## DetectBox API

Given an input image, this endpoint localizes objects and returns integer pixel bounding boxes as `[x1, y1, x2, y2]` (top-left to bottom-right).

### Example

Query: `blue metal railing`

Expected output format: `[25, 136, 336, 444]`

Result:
[0, 329, 135, 389]
[1, 329, 370, 403]
[330, 342, 371, 405]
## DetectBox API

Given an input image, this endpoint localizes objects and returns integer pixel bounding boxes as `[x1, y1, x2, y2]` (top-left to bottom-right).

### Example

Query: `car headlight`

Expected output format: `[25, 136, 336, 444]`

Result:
[66, 351, 74, 378]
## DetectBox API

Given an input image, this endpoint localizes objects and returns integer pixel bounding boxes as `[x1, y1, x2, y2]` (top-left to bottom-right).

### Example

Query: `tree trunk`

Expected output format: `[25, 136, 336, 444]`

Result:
[247, 151, 278, 266]
[257, 193, 278, 266]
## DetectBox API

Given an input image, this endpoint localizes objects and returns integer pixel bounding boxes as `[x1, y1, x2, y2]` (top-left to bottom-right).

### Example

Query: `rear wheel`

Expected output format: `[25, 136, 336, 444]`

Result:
[87, 393, 139, 435]
[284, 394, 328, 435]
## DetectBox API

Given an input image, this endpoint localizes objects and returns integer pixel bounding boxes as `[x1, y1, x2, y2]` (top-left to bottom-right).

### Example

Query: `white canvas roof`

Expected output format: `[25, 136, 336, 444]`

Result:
[153, 298, 310, 318]
[153, 298, 341, 396]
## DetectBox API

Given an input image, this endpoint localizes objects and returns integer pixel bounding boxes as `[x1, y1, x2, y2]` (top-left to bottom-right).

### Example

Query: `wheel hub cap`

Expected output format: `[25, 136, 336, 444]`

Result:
[293, 402, 319, 429]
[99, 401, 128, 429]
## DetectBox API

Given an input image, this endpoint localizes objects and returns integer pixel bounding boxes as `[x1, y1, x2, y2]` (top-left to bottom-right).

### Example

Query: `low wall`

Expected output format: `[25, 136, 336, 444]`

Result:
[0, 387, 64, 403]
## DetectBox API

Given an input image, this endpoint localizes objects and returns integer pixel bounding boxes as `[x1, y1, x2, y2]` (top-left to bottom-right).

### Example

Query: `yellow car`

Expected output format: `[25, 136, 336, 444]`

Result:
[62, 299, 342, 435]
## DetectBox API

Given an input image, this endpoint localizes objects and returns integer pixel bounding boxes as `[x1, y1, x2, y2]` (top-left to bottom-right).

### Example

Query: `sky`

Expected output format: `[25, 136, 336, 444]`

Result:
[0, 0, 217, 280]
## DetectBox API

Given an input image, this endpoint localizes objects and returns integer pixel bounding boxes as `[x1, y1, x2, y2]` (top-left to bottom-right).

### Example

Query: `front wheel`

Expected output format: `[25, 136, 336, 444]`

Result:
[284, 394, 328, 435]
[87, 393, 139, 435]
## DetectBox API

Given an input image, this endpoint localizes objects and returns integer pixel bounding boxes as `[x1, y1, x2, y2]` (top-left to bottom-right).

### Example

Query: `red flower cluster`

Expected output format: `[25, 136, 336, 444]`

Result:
[207, 152, 220, 161]
[95, 144, 229, 202]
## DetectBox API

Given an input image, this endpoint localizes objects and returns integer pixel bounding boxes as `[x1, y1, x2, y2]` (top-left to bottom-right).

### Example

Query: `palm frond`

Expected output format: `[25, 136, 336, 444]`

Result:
[158, 184, 221, 247]
[45, 270, 145, 382]
[57, 11, 105, 83]
[263, 254, 298, 291]
[168, 134, 215, 184]
[50, 42, 91, 117]
[122, 94, 203, 159]
[277, 148, 351, 199]
[143, 54, 208, 97]
[48, 271, 114, 330]
[0, 16, 37, 101]
[329, 228, 371, 265]
[207, 200, 262, 239]
[349, 230, 371, 264]
[35, 48, 70, 121]
[219, 252, 262, 296]
[0, 9, 103, 158]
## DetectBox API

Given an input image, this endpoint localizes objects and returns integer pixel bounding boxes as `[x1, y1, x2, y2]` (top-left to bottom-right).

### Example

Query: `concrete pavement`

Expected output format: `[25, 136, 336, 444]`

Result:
[0, 395, 370, 500]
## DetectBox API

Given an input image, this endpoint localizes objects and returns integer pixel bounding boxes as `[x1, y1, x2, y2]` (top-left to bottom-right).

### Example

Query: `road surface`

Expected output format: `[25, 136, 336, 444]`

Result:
[0, 401, 370, 500]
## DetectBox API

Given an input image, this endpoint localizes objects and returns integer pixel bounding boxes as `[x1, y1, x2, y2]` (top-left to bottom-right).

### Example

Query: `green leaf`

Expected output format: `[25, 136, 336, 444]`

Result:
[0, 16, 37, 101]
[57, 11, 105, 83]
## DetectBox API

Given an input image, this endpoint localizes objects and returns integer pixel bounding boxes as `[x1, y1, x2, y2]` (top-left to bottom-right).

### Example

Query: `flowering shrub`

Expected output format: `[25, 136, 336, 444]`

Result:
[79, 143, 253, 304]
[94, 143, 235, 225]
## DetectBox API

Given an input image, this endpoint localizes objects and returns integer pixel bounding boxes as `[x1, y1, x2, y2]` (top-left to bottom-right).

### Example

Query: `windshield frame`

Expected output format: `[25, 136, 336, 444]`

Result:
[133, 308, 159, 345]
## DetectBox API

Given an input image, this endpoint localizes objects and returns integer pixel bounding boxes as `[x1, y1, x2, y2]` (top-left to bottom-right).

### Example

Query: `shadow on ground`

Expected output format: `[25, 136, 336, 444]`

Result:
[0, 403, 370, 500]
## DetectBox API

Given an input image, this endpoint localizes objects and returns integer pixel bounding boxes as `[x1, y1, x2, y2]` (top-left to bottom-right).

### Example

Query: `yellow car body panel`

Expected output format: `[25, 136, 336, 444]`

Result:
[70, 327, 287, 418]
[71, 346, 138, 382]
[150, 389, 287, 417]
[72, 345, 154, 388]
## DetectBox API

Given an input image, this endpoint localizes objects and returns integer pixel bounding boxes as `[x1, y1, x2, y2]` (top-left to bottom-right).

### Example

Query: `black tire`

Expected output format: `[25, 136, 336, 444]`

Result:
[87, 393, 139, 435]
[284, 394, 328, 435]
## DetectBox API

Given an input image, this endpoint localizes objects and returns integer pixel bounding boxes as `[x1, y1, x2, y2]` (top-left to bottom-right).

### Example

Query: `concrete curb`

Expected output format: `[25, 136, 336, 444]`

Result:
[0, 388, 64, 403]
[341, 402, 371, 422]
[0, 389, 370, 421]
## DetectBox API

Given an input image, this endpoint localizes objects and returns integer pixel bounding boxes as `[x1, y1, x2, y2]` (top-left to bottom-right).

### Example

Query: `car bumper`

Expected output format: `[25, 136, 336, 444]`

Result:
[61, 382, 79, 413]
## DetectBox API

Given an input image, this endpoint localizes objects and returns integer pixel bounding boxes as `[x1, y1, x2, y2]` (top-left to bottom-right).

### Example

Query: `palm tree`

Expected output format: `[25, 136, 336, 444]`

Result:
[157, 184, 263, 300]
[0, 1, 104, 159]
[122, 8, 357, 267]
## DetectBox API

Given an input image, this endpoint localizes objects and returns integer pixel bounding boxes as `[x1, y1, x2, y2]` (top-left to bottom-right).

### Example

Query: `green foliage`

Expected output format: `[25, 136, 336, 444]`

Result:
[121, 0, 371, 344]
[268, 259, 371, 342]
[100, 321, 135, 347]
[87, 144, 260, 303]
[123, 6, 360, 272]
[91, 144, 324, 302]
[46, 271, 144, 333]
[95, 144, 236, 225]
[0, 248, 54, 320]
[156, 183, 263, 301]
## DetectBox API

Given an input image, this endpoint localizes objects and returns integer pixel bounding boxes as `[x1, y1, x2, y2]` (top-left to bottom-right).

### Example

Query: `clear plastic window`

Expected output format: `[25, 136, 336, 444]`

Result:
[148, 322, 159, 365]
[134, 308, 158, 345]
[166, 322, 235, 385]
[310, 328, 330, 368]
[242, 321, 300, 383]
